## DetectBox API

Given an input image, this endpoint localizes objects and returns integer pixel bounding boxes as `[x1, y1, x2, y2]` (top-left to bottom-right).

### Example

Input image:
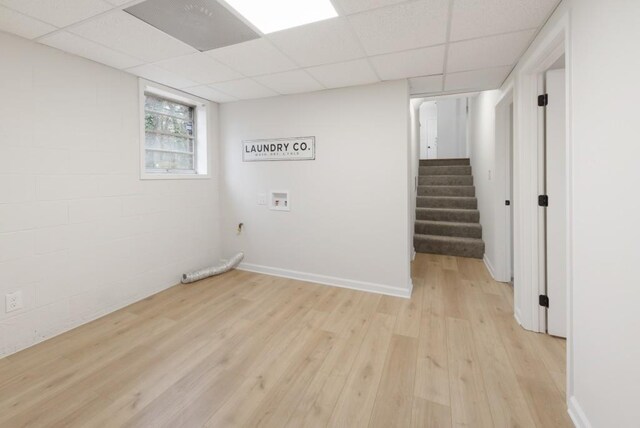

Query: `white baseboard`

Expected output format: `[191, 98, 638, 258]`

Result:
[514, 307, 523, 327]
[483, 254, 498, 280]
[238, 263, 413, 299]
[568, 396, 591, 428]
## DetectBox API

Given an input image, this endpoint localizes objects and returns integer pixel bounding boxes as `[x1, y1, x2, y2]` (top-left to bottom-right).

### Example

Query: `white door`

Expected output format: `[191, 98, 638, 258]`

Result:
[423, 102, 438, 159]
[545, 69, 567, 338]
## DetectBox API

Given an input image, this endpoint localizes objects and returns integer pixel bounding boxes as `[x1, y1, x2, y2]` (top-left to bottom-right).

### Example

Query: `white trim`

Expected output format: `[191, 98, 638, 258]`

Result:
[138, 79, 211, 180]
[483, 254, 499, 281]
[493, 87, 515, 284]
[506, 1, 575, 408]
[238, 263, 413, 299]
[568, 396, 592, 428]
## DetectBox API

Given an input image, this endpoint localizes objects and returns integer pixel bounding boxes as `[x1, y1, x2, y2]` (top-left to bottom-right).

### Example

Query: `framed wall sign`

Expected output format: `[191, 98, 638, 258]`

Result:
[242, 136, 315, 162]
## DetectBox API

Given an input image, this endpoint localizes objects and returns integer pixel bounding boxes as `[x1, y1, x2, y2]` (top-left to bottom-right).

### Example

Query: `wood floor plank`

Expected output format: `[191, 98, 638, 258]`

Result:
[446, 317, 494, 428]
[328, 313, 395, 427]
[411, 397, 452, 428]
[414, 312, 450, 406]
[370, 334, 418, 428]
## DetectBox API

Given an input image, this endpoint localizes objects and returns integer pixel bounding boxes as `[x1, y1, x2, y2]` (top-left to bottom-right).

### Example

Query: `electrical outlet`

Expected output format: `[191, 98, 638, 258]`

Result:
[6, 290, 23, 313]
[257, 193, 267, 205]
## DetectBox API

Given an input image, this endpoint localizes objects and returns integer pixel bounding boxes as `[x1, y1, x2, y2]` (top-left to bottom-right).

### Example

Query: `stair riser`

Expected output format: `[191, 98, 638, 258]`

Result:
[414, 237, 484, 259]
[415, 222, 482, 239]
[418, 186, 475, 197]
[416, 209, 479, 223]
[417, 197, 477, 209]
[420, 176, 473, 186]
[419, 166, 472, 176]
[420, 158, 470, 167]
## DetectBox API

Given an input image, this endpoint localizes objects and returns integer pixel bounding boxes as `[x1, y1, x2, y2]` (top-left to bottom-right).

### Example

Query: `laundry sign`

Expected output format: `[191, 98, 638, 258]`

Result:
[242, 136, 315, 162]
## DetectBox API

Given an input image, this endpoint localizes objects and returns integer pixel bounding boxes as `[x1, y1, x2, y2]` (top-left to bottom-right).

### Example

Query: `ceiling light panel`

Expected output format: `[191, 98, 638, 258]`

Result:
[125, 0, 260, 51]
[222, 0, 338, 34]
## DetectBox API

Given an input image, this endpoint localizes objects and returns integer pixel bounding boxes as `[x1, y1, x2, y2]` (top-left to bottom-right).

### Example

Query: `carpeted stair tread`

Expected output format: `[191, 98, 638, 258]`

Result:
[420, 165, 472, 176]
[416, 207, 480, 223]
[419, 158, 470, 166]
[414, 234, 485, 259]
[418, 185, 475, 197]
[416, 196, 477, 209]
[414, 220, 482, 238]
[420, 175, 473, 186]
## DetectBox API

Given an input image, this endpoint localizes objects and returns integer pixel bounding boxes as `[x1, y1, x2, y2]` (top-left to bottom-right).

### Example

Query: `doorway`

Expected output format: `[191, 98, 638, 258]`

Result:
[541, 62, 567, 338]
[419, 101, 438, 159]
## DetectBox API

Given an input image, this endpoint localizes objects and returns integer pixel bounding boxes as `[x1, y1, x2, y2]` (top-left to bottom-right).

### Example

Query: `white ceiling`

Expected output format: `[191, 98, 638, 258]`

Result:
[0, 0, 560, 103]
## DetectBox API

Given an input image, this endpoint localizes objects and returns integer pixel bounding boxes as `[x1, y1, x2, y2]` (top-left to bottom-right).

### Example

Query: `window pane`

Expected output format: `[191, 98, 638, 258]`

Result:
[144, 95, 193, 120]
[145, 113, 193, 137]
[145, 150, 194, 171]
[145, 133, 193, 153]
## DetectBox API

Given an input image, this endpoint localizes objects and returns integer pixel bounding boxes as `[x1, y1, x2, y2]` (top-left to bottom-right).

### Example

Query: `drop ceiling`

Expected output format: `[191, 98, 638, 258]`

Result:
[0, 0, 561, 103]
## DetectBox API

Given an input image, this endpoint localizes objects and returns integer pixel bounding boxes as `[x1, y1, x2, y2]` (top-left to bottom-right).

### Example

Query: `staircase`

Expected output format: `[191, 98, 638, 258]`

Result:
[414, 158, 485, 259]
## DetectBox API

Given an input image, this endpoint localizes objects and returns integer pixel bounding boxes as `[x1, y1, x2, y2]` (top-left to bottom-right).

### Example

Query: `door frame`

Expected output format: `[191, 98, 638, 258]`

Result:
[494, 87, 514, 284]
[510, 4, 574, 410]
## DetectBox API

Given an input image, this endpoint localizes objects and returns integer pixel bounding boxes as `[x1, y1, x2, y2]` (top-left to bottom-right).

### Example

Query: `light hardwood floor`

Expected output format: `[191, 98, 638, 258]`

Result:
[0, 254, 571, 427]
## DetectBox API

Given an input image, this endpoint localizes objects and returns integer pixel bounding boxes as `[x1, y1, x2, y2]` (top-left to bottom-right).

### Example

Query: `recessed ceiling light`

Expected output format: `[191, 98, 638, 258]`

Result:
[222, 0, 339, 34]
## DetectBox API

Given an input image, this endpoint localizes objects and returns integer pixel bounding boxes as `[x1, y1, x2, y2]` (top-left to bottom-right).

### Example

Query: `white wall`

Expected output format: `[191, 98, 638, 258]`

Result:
[219, 81, 412, 297]
[468, 91, 501, 277]
[568, 0, 640, 425]
[467, 0, 640, 425]
[0, 33, 221, 357]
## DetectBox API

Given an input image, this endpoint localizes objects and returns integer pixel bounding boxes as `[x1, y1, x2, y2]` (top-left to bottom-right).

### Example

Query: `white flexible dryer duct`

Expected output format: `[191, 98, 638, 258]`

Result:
[181, 252, 244, 284]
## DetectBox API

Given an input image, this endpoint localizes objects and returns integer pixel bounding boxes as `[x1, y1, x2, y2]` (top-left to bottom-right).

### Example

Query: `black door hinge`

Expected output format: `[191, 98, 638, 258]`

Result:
[538, 195, 549, 207]
[539, 295, 549, 308]
[538, 94, 548, 107]
[505, 200, 511, 206]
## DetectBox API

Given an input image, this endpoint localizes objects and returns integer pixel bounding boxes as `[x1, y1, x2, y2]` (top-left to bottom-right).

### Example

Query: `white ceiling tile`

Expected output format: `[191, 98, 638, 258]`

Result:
[39, 31, 143, 69]
[70, 10, 196, 63]
[450, 0, 559, 41]
[207, 38, 297, 77]
[447, 30, 536, 73]
[254, 70, 324, 95]
[0, 0, 112, 27]
[268, 17, 365, 67]
[348, 0, 449, 55]
[334, 0, 407, 15]
[126, 64, 199, 89]
[444, 66, 512, 91]
[306, 59, 379, 89]
[409, 75, 443, 94]
[0, 6, 56, 39]
[103, 0, 133, 5]
[370, 45, 445, 80]
[183, 85, 238, 103]
[154, 52, 241, 84]
[210, 78, 278, 100]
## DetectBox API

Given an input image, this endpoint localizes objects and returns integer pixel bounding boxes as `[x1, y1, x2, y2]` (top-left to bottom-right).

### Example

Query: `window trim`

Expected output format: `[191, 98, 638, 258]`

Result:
[139, 79, 210, 180]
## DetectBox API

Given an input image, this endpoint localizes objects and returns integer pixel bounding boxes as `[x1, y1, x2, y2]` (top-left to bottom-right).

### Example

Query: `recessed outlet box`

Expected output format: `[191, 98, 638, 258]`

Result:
[269, 190, 290, 211]
[6, 290, 23, 313]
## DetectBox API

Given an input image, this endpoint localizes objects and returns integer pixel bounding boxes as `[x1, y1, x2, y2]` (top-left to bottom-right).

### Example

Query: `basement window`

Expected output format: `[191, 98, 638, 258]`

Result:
[140, 81, 209, 179]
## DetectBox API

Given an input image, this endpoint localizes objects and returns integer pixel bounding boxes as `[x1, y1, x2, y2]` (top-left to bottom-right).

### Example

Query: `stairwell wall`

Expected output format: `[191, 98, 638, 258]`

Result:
[468, 90, 501, 277]
[219, 80, 413, 297]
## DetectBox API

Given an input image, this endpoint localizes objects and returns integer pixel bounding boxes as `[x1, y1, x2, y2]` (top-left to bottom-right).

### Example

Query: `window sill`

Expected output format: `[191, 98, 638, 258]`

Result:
[140, 172, 211, 181]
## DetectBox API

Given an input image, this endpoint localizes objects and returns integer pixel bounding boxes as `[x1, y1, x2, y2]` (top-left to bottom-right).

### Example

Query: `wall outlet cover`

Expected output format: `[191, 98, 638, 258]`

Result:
[6, 290, 23, 313]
